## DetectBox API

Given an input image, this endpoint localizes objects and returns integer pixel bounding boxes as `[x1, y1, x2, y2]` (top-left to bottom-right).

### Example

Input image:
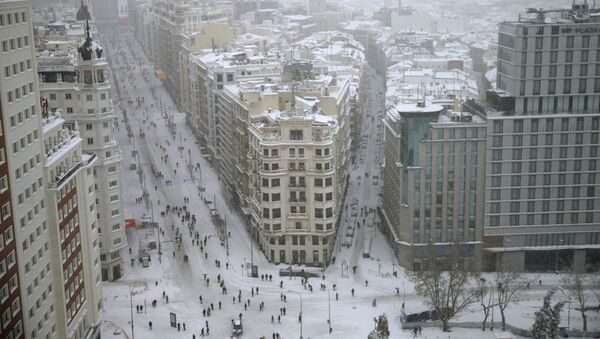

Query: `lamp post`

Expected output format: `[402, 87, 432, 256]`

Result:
[288, 290, 303, 339]
[326, 285, 332, 334]
[129, 283, 135, 339]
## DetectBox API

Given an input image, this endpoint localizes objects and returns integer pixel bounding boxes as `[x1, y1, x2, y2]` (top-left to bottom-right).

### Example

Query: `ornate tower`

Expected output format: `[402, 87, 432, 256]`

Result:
[70, 20, 127, 281]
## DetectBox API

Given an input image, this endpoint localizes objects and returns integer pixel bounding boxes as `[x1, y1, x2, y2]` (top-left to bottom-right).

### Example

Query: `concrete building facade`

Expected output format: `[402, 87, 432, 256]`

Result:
[381, 102, 486, 270]
[37, 25, 127, 281]
[485, 4, 600, 272]
[1, 2, 103, 338]
[1, 2, 54, 337]
[247, 107, 342, 265]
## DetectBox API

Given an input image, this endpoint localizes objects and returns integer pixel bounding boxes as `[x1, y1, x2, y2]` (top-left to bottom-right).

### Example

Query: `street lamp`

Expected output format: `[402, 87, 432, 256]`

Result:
[129, 283, 136, 339]
[325, 285, 332, 334]
[288, 290, 303, 339]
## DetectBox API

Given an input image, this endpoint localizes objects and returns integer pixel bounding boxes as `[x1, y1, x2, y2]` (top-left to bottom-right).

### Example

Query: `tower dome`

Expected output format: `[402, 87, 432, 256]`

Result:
[78, 19, 103, 61]
[76, 0, 92, 21]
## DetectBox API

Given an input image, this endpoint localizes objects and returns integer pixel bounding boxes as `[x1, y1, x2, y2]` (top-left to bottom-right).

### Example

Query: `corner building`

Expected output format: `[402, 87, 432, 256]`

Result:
[248, 107, 343, 265]
[381, 102, 486, 270]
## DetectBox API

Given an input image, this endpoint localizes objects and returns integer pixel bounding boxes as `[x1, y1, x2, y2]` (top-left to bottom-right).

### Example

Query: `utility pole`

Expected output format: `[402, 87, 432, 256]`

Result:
[129, 285, 135, 339]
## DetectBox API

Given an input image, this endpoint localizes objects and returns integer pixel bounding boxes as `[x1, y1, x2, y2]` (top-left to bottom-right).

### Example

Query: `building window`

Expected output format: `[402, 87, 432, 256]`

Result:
[1, 203, 11, 220]
[290, 130, 303, 141]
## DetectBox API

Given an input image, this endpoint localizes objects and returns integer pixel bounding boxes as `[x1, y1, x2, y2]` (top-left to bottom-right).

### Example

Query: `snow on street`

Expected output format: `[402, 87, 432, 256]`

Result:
[96, 27, 599, 339]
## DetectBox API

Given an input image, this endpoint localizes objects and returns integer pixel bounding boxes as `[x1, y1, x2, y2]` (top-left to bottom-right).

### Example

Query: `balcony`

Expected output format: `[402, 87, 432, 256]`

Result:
[288, 183, 306, 188]
[49, 157, 83, 189]
[288, 198, 307, 203]
[287, 213, 308, 219]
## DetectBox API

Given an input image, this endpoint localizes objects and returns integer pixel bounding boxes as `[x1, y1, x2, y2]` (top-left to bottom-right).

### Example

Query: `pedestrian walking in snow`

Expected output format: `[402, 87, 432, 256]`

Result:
[336, 292, 339, 301]
[183, 322, 186, 331]
[199, 295, 203, 303]
[148, 321, 152, 330]
[278, 315, 281, 323]
[351, 288, 355, 297]
[177, 323, 181, 331]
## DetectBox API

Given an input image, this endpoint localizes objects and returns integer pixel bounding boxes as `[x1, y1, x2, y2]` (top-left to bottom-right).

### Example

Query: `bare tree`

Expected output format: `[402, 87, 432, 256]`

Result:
[562, 273, 592, 332]
[477, 279, 494, 331]
[495, 270, 525, 331]
[407, 243, 481, 332]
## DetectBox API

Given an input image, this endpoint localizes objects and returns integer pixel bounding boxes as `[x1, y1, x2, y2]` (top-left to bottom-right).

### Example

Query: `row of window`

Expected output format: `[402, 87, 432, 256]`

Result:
[490, 212, 595, 226]
[48, 92, 107, 101]
[263, 148, 331, 158]
[8, 104, 36, 128]
[66, 290, 85, 323]
[1, 34, 30, 53]
[492, 144, 599, 162]
[0, 11, 28, 26]
[6, 81, 34, 104]
[11, 127, 38, 154]
[4, 58, 31, 78]
[494, 117, 600, 134]
[491, 198, 596, 214]
[522, 49, 600, 65]
[517, 63, 600, 80]
[267, 234, 330, 245]
[494, 135, 600, 149]
[523, 78, 600, 96]
[18, 200, 45, 231]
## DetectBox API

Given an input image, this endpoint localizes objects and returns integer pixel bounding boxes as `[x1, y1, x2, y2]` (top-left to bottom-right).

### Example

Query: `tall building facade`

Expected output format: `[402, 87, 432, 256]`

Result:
[1, 1, 103, 338]
[381, 102, 486, 270]
[42, 111, 102, 339]
[485, 3, 600, 272]
[37, 25, 127, 281]
[247, 106, 342, 265]
[1, 2, 51, 338]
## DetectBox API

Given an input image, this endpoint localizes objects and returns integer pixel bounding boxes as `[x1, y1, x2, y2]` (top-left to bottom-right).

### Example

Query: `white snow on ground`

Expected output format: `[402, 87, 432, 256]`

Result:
[98, 28, 600, 339]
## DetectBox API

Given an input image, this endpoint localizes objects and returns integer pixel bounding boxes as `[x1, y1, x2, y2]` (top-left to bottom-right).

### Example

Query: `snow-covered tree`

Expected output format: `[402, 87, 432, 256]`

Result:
[367, 314, 390, 339]
[531, 290, 564, 339]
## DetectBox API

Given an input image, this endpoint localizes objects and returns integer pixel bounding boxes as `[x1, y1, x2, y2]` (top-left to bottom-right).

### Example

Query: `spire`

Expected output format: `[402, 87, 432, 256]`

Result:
[85, 17, 91, 40]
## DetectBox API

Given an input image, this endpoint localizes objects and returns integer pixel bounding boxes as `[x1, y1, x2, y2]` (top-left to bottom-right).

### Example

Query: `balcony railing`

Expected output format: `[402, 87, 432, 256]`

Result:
[49, 157, 83, 188]
[287, 213, 308, 219]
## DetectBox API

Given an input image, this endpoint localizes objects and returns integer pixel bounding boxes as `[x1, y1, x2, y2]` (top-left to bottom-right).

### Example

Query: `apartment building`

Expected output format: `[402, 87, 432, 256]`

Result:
[381, 102, 486, 270]
[37, 23, 126, 281]
[484, 3, 600, 272]
[0, 80, 24, 339]
[42, 111, 101, 339]
[143, 0, 229, 109]
[247, 105, 342, 265]
[1, 1, 53, 338]
[222, 67, 353, 213]
[1, 1, 103, 338]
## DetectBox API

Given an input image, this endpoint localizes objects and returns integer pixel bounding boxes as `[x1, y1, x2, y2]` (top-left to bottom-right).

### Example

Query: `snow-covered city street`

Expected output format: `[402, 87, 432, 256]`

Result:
[96, 27, 600, 339]
[3, 1, 600, 339]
